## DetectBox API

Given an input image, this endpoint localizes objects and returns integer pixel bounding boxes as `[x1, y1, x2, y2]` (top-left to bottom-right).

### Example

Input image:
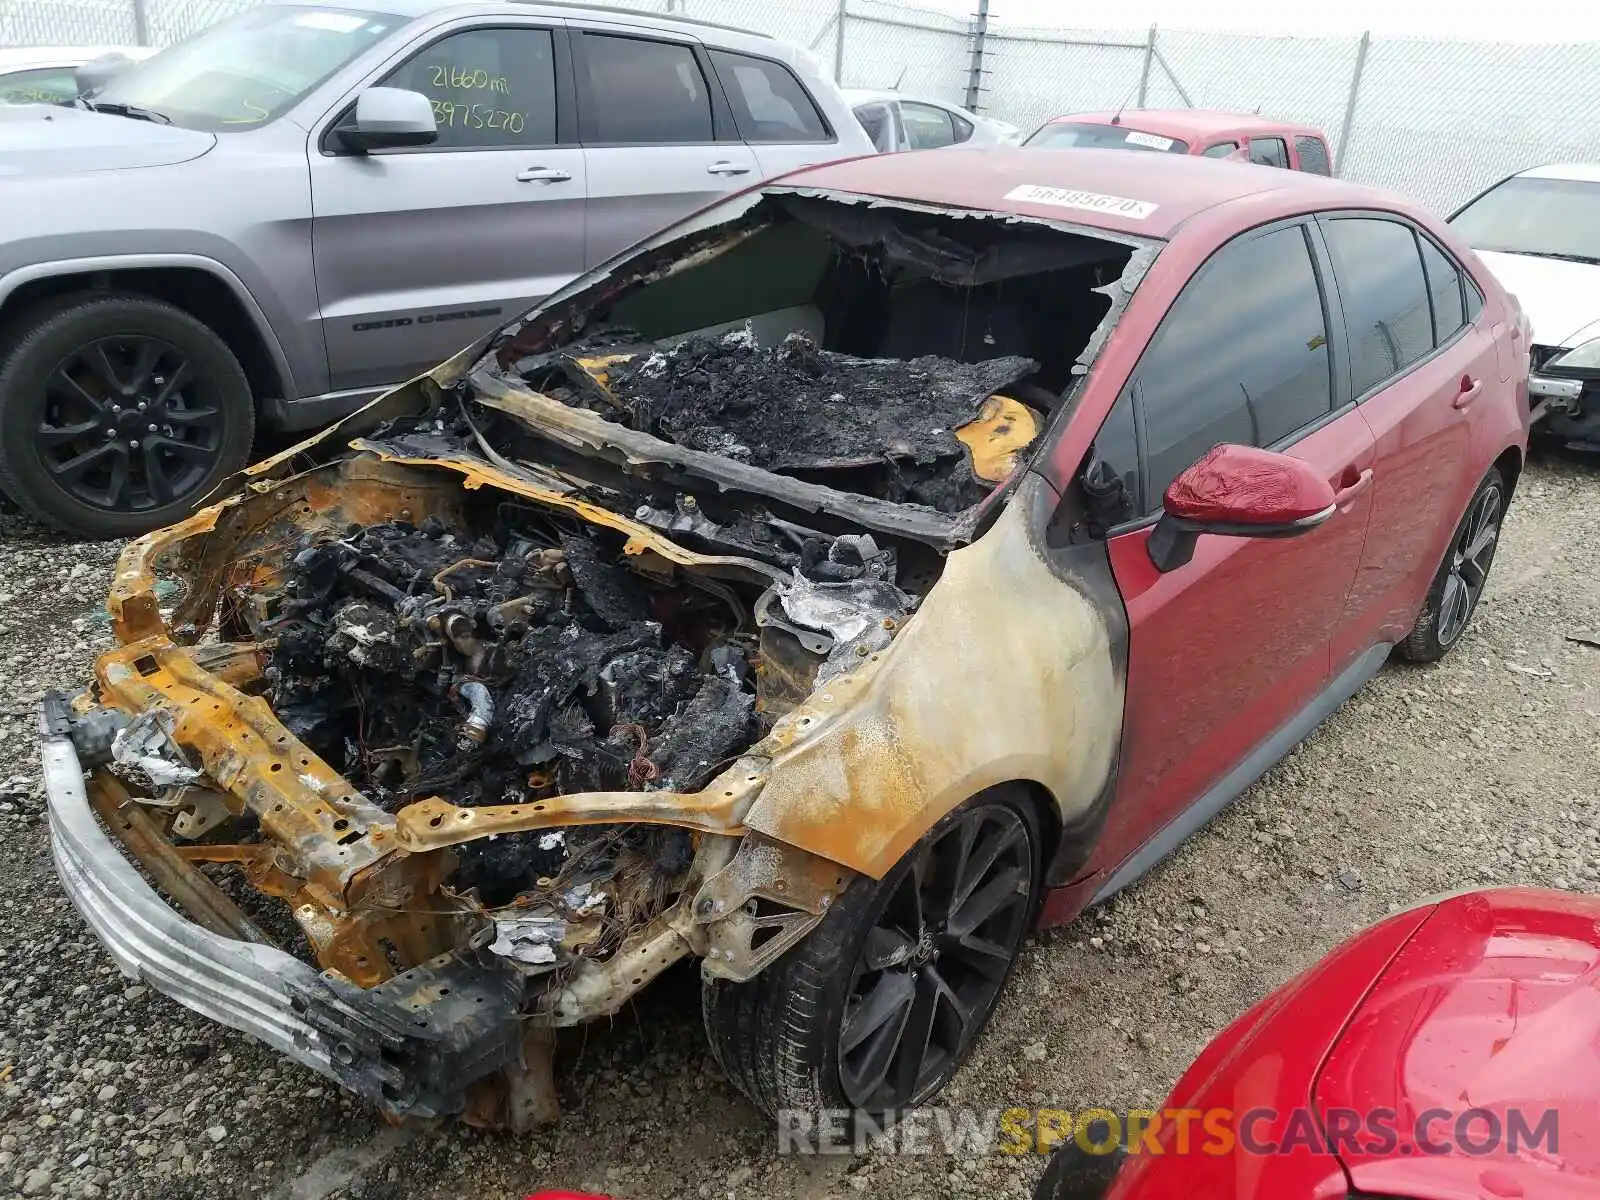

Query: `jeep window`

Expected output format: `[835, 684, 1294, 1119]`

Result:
[1025, 122, 1189, 153]
[0, 66, 79, 105]
[579, 33, 713, 145]
[1295, 135, 1331, 176]
[90, 5, 398, 131]
[1449, 174, 1600, 264]
[381, 27, 557, 149]
[709, 49, 829, 144]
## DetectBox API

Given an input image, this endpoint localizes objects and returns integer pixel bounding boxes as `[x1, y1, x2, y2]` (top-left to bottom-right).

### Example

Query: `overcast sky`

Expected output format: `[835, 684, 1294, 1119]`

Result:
[960, 0, 1600, 41]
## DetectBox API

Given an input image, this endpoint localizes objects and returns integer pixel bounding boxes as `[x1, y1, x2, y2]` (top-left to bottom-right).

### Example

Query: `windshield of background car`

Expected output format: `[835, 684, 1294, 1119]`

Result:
[1450, 175, 1600, 264]
[91, 5, 400, 131]
[1024, 121, 1190, 153]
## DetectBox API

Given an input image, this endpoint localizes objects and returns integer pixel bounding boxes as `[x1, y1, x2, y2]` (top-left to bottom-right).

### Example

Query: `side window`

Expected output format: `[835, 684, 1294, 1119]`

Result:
[380, 28, 556, 150]
[853, 101, 897, 152]
[901, 101, 956, 150]
[580, 33, 713, 145]
[1322, 218, 1434, 396]
[1134, 225, 1333, 510]
[1417, 234, 1466, 343]
[1087, 390, 1141, 518]
[1294, 135, 1331, 176]
[951, 112, 974, 144]
[1464, 280, 1484, 322]
[1202, 141, 1240, 159]
[709, 49, 829, 144]
[1249, 137, 1289, 168]
[0, 66, 80, 105]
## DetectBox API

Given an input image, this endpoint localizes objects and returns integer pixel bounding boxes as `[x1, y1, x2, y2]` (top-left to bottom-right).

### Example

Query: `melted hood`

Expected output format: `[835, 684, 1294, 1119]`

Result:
[1315, 888, 1600, 1200]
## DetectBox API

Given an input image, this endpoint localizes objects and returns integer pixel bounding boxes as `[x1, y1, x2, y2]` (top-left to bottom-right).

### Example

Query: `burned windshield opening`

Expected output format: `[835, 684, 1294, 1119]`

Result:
[465, 190, 1137, 521]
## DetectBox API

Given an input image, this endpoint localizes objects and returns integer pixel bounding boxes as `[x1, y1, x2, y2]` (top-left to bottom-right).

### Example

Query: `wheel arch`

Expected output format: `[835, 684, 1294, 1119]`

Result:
[0, 256, 296, 409]
[1492, 443, 1522, 500]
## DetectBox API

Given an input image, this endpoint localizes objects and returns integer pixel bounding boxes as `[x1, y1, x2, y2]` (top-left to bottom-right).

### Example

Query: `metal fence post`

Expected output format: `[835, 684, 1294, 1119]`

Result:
[1335, 31, 1370, 176]
[964, 0, 990, 113]
[132, 0, 151, 45]
[1137, 24, 1156, 107]
[834, 0, 848, 83]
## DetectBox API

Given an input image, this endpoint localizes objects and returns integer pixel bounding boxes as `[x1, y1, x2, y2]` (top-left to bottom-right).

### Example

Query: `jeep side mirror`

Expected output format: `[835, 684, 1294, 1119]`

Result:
[336, 86, 437, 153]
[1147, 443, 1336, 573]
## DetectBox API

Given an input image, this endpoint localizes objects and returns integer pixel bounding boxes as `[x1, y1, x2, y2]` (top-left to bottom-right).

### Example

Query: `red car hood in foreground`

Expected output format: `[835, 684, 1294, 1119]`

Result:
[1316, 888, 1600, 1199]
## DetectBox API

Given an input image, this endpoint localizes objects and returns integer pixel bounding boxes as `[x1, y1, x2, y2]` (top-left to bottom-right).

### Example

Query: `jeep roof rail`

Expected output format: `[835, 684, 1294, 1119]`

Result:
[512, 0, 773, 39]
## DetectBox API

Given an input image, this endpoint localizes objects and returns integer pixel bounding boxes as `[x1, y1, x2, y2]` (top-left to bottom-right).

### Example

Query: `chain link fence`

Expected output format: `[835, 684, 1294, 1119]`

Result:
[6, 0, 1599, 213]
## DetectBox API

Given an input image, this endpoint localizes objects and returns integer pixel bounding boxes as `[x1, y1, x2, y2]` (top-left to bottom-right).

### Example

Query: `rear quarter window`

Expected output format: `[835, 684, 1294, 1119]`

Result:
[708, 49, 831, 144]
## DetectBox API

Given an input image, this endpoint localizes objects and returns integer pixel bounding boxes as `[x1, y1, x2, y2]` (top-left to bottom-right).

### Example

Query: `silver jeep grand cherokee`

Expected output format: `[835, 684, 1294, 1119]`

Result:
[0, 0, 871, 537]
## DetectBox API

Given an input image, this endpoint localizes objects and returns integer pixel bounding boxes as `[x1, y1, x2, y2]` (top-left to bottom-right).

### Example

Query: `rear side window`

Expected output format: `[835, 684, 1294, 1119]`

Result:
[1322, 217, 1434, 396]
[951, 112, 974, 143]
[580, 33, 713, 144]
[381, 27, 557, 149]
[1295, 136, 1331, 176]
[708, 49, 829, 143]
[901, 101, 956, 149]
[1249, 137, 1289, 168]
[1417, 235, 1467, 342]
[853, 101, 896, 152]
[1133, 224, 1333, 510]
[1202, 141, 1239, 159]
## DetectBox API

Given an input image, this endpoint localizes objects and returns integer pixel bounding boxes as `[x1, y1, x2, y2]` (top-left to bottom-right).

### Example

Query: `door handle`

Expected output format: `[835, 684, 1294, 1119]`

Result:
[1453, 375, 1484, 410]
[516, 166, 572, 183]
[706, 160, 751, 176]
[1332, 467, 1373, 510]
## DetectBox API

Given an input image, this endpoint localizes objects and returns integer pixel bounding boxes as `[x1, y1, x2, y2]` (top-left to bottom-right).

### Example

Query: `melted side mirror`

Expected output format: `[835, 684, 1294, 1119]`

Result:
[1147, 443, 1336, 573]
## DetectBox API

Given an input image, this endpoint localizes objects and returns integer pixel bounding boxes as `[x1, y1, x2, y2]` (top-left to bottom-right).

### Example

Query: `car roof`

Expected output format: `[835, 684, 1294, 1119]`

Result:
[1516, 162, 1600, 183]
[842, 88, 973, 116]
[780, 146, 1392, 240]
[1044, 108, 1324, 141]
[285, 0, 771, 37]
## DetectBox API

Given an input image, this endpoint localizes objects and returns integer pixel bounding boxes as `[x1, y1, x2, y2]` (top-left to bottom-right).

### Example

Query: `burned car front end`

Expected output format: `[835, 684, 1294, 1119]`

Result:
[41, 181, 1151, 1127]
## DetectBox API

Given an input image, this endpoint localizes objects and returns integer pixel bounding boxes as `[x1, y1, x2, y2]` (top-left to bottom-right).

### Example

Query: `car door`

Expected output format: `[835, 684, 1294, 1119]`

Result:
[308, 20, 586, 393]
[705, 46, 844, 176]
[1318, 214, 1499, 655]
[1087, 220, 1376, 877]
[571, 27, 759, 270]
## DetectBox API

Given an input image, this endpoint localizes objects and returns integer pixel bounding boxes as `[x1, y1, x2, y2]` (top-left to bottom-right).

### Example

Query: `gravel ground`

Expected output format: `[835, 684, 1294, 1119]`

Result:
[1, 452, 1595, 1200]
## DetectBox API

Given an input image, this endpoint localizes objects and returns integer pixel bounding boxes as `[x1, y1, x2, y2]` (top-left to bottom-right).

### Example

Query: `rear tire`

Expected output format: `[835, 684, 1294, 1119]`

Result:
[703, 790, 1041, 1123]
[1395, 467, 1505, 663]
[0, 294, 255, 539]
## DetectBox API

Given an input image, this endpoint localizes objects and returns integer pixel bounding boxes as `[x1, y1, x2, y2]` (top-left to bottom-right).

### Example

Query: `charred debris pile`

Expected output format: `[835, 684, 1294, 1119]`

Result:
[518, 329, 1038, 514]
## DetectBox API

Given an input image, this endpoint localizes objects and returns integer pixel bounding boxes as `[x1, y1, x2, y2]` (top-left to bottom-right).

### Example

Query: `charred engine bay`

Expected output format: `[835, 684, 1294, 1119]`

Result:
[259, 503, 915, 908]
[519, 329, 1039, 515]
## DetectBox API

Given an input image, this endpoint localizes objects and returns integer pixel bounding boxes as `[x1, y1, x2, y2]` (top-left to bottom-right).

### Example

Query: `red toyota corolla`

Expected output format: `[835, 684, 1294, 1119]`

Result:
[46, 148, 1529, 1128]
[1034, 888, 1600, 1200]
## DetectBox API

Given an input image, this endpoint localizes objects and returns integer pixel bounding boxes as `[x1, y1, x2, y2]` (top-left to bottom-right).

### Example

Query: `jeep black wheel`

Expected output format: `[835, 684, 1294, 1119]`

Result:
[704, 789, 1041, 1122]
[0, 294, 254, 538]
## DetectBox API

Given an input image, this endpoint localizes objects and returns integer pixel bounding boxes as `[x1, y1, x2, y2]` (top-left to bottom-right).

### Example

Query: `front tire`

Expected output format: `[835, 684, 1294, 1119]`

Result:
[704, 791, 1041, 1122]
[0, 294, 255, 539]
[1396, 467, 1505, 663]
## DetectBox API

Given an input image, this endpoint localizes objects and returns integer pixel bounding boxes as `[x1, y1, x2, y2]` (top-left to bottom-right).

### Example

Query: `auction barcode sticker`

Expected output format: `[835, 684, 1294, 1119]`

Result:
[1004, 184, 1158, 220]
[1123, 131, 1176, 151]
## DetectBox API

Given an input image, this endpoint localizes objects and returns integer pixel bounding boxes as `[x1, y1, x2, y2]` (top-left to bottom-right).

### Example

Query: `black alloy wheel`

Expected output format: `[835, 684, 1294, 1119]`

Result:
[703, 791, 1041, 1121]
[838, 804, 1035, 1110]
[0, 294, 254, 538]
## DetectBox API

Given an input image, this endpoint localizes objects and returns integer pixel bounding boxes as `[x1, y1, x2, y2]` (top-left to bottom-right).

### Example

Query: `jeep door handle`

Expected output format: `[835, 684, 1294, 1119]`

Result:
[706, 160, 751, 176]
[516, 166, 572, 183]
[1333, 468, 1373, 510]
[1453, 375, 1484, 410]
